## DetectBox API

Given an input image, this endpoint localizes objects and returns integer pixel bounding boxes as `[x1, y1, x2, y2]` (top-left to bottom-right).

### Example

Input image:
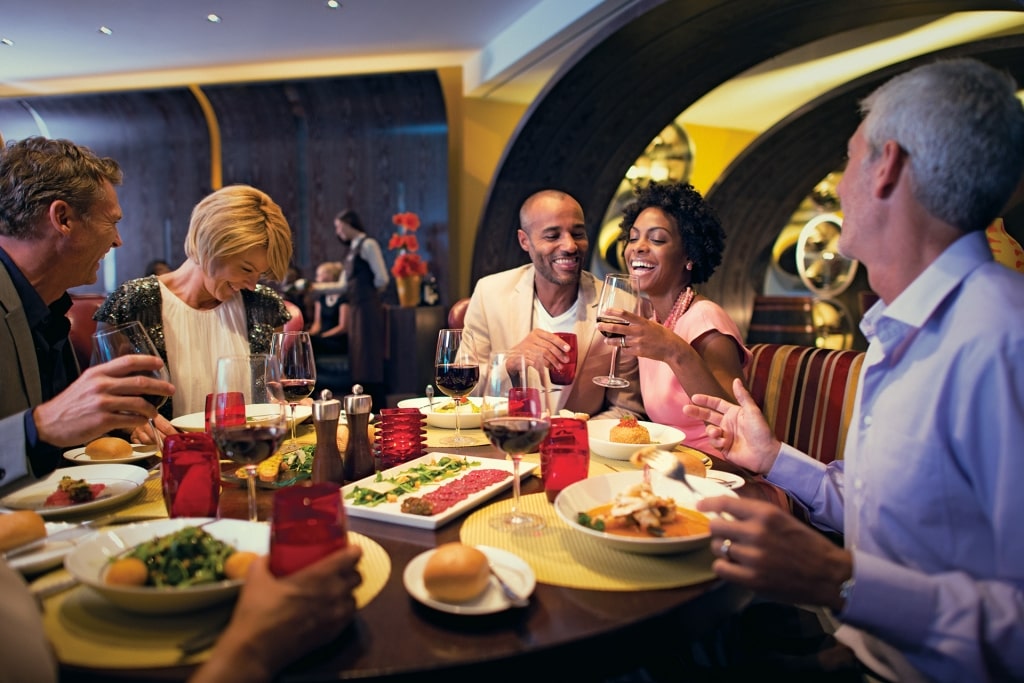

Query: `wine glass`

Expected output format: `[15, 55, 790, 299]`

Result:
[92, 321, 169, 451]
[481, 351, 551, 531]
[210, 354, 288, 521]
[593, 273, 640, 388]
[434, 328, 479, 447]
[270, 331, 316, 451]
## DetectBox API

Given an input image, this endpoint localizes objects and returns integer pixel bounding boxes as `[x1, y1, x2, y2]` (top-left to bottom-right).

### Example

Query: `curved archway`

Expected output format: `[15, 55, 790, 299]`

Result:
[473, 0, 1023, 326]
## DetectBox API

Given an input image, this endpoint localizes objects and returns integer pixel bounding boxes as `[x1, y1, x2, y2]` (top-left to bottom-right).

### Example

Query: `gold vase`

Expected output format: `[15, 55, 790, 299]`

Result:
[396, 275, 422, 307]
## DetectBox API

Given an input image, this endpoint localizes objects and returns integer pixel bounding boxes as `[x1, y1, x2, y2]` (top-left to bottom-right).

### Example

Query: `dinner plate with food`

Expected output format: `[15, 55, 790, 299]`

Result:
[170, 404, 313, 433]
[341, 453, 538, 529]
[403, 543, 535, 615]
[221, 443, 315, 489]
[586, 417, 686, 460]
[396, 396, 482, 429]
[63, 436, 159, 465]
[0, 464, 149, 519]
[62, 517, 267, 614]
[554, 470, 736, 554]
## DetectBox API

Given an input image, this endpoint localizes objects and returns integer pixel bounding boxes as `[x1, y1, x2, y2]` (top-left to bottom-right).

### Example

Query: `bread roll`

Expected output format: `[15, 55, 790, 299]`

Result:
[335, 423, 377, 454]
[422, 543, 490, 602]
[0, 510, 47, 552]
[673, 448, 708, 478]
[85, 436, 134, 460]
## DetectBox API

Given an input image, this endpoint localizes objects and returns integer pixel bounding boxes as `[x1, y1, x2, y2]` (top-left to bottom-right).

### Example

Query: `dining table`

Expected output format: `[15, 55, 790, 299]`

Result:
[29, 419, 792, 683]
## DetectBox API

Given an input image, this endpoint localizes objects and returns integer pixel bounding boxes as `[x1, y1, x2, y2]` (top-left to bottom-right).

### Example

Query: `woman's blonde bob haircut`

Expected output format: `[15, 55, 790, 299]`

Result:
[184, 184, 293, 281]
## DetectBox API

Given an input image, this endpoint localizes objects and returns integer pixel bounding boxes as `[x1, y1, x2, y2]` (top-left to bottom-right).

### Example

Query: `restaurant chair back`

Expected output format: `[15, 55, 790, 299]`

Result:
[67, 293, 107, 369]
[447, 297, 470, 329]
[747, 343, 865, 464]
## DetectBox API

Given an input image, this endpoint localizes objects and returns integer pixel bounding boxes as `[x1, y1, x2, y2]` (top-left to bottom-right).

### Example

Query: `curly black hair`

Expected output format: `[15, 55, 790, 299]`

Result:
[618, 182, 725, 285]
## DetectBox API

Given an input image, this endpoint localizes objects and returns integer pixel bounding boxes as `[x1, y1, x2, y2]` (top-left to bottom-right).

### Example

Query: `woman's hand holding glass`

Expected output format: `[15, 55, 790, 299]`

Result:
[593, 273, 640, 388]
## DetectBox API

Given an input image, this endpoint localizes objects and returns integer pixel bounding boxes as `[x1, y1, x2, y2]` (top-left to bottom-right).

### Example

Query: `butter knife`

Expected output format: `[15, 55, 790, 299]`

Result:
[489, 563, 528, 608]
[425, 384, 435, 411]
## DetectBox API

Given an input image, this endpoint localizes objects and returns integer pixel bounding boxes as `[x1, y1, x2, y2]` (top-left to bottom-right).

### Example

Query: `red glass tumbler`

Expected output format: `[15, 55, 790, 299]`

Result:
[550, 332, 578, 385]
[161, 432, 221, 517]
[539, 417, 590, 502]
[205, 391, 246, 433]
[269, 482, 348, 577]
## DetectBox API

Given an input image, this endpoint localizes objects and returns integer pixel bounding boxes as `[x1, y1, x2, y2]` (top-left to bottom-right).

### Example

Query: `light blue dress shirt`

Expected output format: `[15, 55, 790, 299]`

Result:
[767, 230, 1024, 682]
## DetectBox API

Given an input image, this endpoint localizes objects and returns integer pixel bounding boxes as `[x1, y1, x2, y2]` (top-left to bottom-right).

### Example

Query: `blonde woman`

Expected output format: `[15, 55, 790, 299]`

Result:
[95, 184, 294, 440]
[307, 261, 348, 355]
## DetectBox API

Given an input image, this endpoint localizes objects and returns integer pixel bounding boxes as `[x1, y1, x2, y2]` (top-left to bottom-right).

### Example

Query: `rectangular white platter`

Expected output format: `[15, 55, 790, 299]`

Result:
[340, 453, 538, 530]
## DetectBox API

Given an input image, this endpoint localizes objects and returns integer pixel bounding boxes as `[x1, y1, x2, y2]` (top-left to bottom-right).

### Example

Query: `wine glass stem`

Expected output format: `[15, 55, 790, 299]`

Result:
[245, 465, 258, 522]
[289, 403, 297, 443]
[454, 404, 461, 441]
[148, 419, 163, 453]
[510, 455, 522, 514]
[608, 346, 620, 379]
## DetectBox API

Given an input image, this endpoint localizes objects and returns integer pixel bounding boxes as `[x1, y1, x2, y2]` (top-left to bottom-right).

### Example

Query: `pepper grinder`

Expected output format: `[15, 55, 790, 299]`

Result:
[311, 389, 344, 485]
[343, 384, 374, 484]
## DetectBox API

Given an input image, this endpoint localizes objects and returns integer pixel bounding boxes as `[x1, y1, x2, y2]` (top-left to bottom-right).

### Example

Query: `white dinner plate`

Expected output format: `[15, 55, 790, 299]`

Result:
[704, 470, 745, 490]
[395, 397, 483, 430]
[6, 522, 98, 575]
[62, 443, 159, 465]
[0, 464, 148, 519]
[403, 545, 535, 615]
[170, 404, 313, 433]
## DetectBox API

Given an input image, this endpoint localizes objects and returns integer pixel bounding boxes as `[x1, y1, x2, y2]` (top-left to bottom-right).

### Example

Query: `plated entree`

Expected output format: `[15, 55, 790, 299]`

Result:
[576, 481, 709, 538]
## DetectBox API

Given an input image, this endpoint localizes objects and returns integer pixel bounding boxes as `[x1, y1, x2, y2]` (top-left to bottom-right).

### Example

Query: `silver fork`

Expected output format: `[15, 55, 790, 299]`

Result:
[635, 449, 703, 498]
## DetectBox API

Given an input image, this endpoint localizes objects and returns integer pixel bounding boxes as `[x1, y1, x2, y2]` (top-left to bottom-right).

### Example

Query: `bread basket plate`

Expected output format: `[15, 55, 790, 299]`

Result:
[0, 464, 148, 519]
[7, 522, 91, 575]
[403, 545, 534, 615]
[63, 443, 158, 465]
[586, 420, 685, 460]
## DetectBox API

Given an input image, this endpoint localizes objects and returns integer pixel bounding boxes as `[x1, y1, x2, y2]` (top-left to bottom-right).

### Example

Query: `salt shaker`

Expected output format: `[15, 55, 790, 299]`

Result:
[343, 384, 374, 484]
[312, 389, 344, 485]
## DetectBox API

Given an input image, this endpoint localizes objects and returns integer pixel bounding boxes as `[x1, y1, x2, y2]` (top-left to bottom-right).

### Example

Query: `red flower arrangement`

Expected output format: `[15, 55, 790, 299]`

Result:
[389, 211, 429, 278]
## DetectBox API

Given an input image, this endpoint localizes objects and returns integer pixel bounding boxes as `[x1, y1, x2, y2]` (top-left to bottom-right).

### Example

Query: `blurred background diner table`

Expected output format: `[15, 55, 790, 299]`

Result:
[34, 420, 787, 683]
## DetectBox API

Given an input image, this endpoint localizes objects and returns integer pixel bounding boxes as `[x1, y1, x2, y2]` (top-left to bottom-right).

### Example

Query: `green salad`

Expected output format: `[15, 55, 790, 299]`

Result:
[344, 456, 480, 507]
[121, 526, 237, 587]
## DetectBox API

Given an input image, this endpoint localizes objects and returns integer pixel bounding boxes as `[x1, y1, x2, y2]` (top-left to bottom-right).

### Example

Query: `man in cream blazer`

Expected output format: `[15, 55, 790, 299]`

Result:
[463, 190, 644, 420]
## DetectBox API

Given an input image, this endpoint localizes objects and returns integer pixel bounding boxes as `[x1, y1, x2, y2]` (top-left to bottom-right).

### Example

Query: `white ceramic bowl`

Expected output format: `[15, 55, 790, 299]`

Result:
[63, 517, 269, 614]
[586, 419, 685, 460]
[395, 396, 483, 429]
[553, 471, 735, 555]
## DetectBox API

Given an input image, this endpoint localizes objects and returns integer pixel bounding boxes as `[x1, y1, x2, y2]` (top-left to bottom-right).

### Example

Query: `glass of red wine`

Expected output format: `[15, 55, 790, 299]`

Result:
[593, 273, 640, 388]
[270, 331, 317, 451]
[91, 321, 170, 451]
[210, 354, 288, 521]
[434, 328, 479, 447]
[481, 351, 551, 531]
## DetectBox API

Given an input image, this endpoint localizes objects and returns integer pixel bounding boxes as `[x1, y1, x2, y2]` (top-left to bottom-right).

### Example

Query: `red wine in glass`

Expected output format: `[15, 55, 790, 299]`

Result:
[482, 416, 549, 454]
[596, 315, 628, 339]
[213, 424, 288, 466]
[280, 378, 316, 403]
[435, 364, 479, 397]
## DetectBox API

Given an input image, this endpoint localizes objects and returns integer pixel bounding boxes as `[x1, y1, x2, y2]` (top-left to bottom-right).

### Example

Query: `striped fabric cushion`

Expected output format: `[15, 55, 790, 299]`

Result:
[747, 343, 865, 464]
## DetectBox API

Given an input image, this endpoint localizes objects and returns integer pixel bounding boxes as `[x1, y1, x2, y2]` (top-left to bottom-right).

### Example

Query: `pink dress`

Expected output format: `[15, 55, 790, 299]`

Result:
[638, 299, 751, 455]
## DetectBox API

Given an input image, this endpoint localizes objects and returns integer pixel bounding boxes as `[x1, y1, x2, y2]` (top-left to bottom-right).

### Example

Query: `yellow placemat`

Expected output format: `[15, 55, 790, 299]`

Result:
[34, 531, 390, 669]
[459, 492, 716, 591]
[422, 425, 490, 448]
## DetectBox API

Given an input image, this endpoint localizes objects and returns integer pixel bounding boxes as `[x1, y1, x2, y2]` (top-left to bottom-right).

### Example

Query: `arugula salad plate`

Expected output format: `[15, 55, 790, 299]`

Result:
[340, 453, 538, 530]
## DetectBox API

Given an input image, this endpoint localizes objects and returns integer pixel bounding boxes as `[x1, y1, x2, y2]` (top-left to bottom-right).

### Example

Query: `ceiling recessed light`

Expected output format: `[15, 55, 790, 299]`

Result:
[98, 26, 113, 35]
[207, 14, 221, 23]
[326, 0, 341, 8]
[1, 38, 13, 47]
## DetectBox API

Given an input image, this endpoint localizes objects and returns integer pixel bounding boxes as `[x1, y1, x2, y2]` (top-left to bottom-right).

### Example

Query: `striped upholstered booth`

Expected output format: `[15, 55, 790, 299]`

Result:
[747, 343, 865, 464]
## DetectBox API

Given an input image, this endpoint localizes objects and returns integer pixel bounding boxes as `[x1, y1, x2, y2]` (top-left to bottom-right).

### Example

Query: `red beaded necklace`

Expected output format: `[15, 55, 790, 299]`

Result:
[661, 286, 695, 329]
